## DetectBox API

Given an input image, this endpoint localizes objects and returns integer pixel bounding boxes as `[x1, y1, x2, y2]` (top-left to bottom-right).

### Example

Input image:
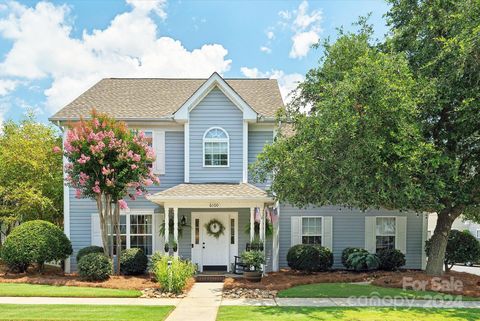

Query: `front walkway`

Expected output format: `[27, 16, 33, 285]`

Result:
[165, 282, 223, 321]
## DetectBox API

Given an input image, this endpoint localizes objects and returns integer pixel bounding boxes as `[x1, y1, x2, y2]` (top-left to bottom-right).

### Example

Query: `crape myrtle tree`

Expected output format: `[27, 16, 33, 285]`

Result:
[252, 16, 478, 276]
[60, 110, 159, 274]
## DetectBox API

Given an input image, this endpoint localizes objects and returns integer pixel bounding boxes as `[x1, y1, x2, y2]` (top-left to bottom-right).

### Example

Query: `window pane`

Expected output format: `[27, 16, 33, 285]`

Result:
[376, 217, 395, 235]
[302, 236, 322, 245]
[205, 128, 227, 139]
[195, 219, 200, 244]
[376, 236, 395, 252]
[230, 218, 235, 245]
[130, 235, 152, 255]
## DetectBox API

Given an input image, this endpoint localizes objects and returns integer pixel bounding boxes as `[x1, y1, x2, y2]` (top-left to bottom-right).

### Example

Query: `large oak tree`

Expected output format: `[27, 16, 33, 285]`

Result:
[253, 0, 479, 276]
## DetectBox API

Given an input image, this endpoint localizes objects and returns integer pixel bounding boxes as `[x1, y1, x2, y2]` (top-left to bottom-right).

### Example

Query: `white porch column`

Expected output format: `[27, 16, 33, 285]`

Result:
[164, 207, 170, 255]
[173, 207, 179, 258]
[259, 206, 265, 242]
[250, 207, 255, 242]
[272, 203, 280, 272]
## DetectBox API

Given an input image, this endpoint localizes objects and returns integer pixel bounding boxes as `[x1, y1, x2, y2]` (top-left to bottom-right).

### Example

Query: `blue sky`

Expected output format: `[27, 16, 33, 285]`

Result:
[0, 0, 390, 125]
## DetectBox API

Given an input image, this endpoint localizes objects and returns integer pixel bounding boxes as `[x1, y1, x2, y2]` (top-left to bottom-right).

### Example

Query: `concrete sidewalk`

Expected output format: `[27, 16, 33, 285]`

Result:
[0, 296, 179, 306]
[221, 297, 480, 309]
[166, 282, 223, 321]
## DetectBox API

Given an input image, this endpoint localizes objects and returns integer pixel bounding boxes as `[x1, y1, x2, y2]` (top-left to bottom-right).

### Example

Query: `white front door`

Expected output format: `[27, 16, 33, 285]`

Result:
[191, 212, 237, 272]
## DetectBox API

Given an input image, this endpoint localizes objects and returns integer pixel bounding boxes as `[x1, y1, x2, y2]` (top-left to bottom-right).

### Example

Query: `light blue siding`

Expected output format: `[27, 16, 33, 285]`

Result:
[248, 130, 273, 189]
[189, 88, 243, 183]
[68, 131, 184, 271]
[278, 204, 424, 269]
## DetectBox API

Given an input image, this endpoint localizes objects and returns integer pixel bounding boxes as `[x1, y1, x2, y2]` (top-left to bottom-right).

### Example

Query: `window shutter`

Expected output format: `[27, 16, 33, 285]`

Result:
[91, 214, 102, 247]
[323, 216, 333, 250]
[154, 130, 165, 175]
[396, 216, 407, 254]
[365, 216, 376, 253]
[291, 217, 302, 246]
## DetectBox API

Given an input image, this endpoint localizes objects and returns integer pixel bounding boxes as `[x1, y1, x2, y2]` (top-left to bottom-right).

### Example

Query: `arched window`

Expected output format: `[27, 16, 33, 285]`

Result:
[203, 127, 229, 167]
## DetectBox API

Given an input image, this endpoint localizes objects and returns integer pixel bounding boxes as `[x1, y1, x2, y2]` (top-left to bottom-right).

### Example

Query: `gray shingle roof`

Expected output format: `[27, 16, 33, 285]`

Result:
[150, 183, 271, 199]
[49, 77, 284, 121]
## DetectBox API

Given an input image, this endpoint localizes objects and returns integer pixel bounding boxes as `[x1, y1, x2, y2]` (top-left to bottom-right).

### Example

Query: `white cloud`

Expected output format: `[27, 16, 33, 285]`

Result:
[260, 46, 271, 54]
[279, 1, 322, 59]
[266, 30, 275, 40]
[240, 67, 303, 103]
[0, 79, 18, 96]
[0, 1, 232, 113]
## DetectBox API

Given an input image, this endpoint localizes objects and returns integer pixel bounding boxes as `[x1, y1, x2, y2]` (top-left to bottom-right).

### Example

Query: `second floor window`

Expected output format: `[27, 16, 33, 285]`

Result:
[204, 127, 229, 167]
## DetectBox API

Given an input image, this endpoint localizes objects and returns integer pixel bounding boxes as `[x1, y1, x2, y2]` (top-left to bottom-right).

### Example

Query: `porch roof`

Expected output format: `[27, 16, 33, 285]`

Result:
[147, 183, 274, 206]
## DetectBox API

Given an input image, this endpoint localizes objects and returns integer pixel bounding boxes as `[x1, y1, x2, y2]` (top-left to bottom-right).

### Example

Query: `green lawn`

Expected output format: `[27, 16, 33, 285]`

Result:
[0, 304, 173, 321]
[217, 307, 480, 321]
[0, 283, 141, 298]
[277, 283, 479, 300]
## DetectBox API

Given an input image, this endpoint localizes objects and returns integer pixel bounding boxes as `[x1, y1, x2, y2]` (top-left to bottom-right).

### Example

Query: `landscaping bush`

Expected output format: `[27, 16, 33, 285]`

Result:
[346, 251, 380, 271]
[0, 220, 72, 272]
[426, 229, 480, 271]
[241, 250, 265, 271]
[149, 251, 163, 273]
[76, 246, 104, 263]
[286, 244, 333, 272]
[78, 252, 112, 281]
[120, 248, 148, 275]
[154, 255, 196, 294]
[377, 248, 406, 271]
[341, 247, 368, 269]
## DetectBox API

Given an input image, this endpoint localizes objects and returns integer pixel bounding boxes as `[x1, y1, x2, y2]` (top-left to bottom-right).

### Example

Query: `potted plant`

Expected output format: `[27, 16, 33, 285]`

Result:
[172, 241, 178, 252]
[164, 242, 169, 253]
[241, 250, 265, 282]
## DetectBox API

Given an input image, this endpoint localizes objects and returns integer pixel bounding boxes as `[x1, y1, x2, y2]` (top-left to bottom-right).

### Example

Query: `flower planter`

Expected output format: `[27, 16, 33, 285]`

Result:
[243, 271, 262, 282]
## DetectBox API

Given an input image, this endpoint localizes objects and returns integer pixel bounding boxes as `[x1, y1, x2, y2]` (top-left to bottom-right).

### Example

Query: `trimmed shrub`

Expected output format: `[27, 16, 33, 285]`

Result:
[342, 247, 368, 269]
[426, 229, 480, 271]
[0, 220, 72, 272]
[149, 251, 163, 273]
[377, 248, 406, 271]
[154, 255, 196, 294]
[78, 252, 111, 281]
[286, 244, 333, 272]
[76, 246, 104, 263]
[120, 248, 148, 275]
[241, 250, 265, 271]
[347, 251, 380, 271]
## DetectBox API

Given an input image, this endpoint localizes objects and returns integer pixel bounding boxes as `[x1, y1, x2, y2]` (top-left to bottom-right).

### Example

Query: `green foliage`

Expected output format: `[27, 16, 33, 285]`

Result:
[341, 248, 368, 270]
[286, 245, 333, 272]
[0, 114, 63, 230]
[153, 256, 196, 294]
[76, 246, 104, 263]
[78, 252, 112, 281]
[120, 248, 148, 275]
[148, 251, 163, 273]
[346, 251, 380, 271]
[0, 220, 72, 272]
[425, 230, 480, 271]
[240, 250, 265, 271]
[243, 221, 273, 238]
[376, 248, 406, 271]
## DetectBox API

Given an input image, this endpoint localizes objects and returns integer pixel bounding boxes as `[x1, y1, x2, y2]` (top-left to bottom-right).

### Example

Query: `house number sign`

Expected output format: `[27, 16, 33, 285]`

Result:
[209, 203, 220, 208]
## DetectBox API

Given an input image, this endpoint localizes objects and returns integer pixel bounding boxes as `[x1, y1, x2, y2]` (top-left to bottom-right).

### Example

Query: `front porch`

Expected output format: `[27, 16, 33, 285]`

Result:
[147, 183, 279, 273]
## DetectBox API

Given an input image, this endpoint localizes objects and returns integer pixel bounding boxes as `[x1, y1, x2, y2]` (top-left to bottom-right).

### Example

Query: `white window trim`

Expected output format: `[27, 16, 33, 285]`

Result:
[203, 127, 230, 168]
[375, 216, 397, 250]
[111, 210, 155, 255]
[301, 216, 323, 246]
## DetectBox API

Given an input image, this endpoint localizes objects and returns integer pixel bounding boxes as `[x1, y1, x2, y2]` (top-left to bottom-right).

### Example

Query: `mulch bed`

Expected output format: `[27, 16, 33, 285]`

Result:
[0, 264, 158, 290]
[224, 269, 480, 297]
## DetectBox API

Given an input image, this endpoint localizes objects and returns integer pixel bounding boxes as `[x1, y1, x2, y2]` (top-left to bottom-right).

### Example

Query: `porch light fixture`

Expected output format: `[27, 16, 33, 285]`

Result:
[181, 215, 187, 226]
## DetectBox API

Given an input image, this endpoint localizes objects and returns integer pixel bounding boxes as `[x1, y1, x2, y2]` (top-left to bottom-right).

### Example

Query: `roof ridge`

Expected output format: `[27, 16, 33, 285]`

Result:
[105, 77, 272, 80]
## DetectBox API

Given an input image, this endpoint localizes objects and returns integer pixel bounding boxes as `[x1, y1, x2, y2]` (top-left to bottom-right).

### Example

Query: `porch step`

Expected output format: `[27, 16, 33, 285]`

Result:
[194, 274, 226, 282]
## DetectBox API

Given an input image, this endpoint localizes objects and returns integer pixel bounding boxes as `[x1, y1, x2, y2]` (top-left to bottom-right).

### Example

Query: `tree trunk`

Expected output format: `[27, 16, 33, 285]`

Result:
[95, 195, 109, 257]
[107, 195, 114, 260]
[425, 206, 463, 275]
[113, 202, 122, 275]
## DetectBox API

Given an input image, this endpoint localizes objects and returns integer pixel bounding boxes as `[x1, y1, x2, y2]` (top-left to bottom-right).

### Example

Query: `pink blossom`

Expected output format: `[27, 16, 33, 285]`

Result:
[79, 172, 90, 186]
[129, 194, 136, 200]
[118, 199, 129, 210]
[93, 118, 100, 128]
[135, 189, 143, 196]
[75, 189, 82, 198]
[101, 166, 112, 175]
[92, 181, 101, 194]
[131, 164, 138, 170]
[132, 154, 141, 162]
[77, 154, 90, 164]
[53, 146, 62, 153]
[144, 178, 153, 186]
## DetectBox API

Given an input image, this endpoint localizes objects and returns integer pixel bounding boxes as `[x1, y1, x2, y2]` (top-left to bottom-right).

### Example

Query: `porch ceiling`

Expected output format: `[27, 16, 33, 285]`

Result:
[147, 183, 274, 207]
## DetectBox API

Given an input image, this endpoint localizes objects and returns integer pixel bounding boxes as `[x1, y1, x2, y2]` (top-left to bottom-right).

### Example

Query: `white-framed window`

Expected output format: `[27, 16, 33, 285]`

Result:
[143, 130, 154, 169]
[301, 217, 322, 245]
[376, 217, 396, 252]
[109, 212, 153, 255]
[203, 127, 229, 167]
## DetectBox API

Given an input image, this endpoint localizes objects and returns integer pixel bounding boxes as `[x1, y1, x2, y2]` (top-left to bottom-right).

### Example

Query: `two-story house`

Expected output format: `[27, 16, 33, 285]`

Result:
[50, 72, 428, 273]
